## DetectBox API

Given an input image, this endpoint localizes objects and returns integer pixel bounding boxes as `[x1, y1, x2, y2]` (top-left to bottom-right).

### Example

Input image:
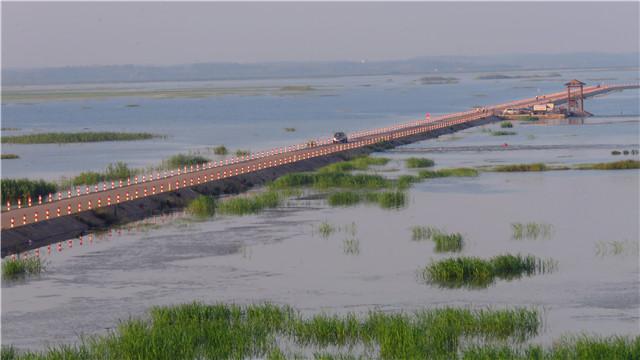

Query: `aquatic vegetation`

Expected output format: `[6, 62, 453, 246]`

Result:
[463, 335, 640, 360]
[1, 178, 58, 204]
[213, 145, 228, 155]
[405, 157, 435, 168]
[343, 238, 360, 255]
[493, 163, 548, 172]
[280, 85, 315, 91]
[500, 121, 514, 128]
[125, 104, 140, 108]
[422, 254, 557, 288]
[69, 162, 138, 186]
[235, 149, 251, 157]
[284, 127, 296, 132]
[491, 130, 517, 136]
[216, 191, 281, 216]
[595, 240, 639, 257]
[1, 132, 157, 144]
[327, 191, 361, 207]
[1, 303, 559, 360]
[417, 76, 459, 85]
[317, 156, 390, 173]
[316, 222, 336, 238]
[270, 172, 391, 191]
[2, 257, 45, 280]
[432, 232, 464, 252]
[575, 160, 640, 170]
[411, 226, 442, 241]
[418, 168, 478, 178]
[526, 134, 536, 140]
[511, 222, 553, 240]
[1, 154, 19, 159]
[396, 175, 421, 189]
[186, 195, 216, 218]
[162, 153, 209, 169]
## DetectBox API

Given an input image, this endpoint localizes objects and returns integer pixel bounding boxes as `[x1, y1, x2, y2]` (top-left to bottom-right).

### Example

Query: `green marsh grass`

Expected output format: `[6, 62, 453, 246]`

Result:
[284, 127, 296, 132]
[411, 226, 442, 241]
[316, 222, 336, 238]
[235, 149, 251, 157]
[575, 159, 640, 170]
[418, 168, 478, 178]
[500, 121, 514, 128]
[343, 239, 360, 255]
[423, 254, 556, 288]
[1, 154, 19, 159]
[396, 175, 421, 189]
[432, 232, 464, 252]
[327, 191, 361, 207]
[595, 240, 639, 257]
[493, 163, 548, 172]
[491, 131, 517, 136]
[8, 302, 636, 360]
[405, 157, 435, 168]
[326, 190, 406, 209]
[162, 153, 209, 169]
[68, 162, 137, 186]
[317, 156, 390, 173]
[511, 222, 553, 240]
[1, 178, 58, 204]
[216, 191, 281, 216]
[270, 172, 391, 191]
[1, 132, 157, 144]
[186, 196, 216, 218]
[213, 145, 228, 155]
[2, 257, 45, 280]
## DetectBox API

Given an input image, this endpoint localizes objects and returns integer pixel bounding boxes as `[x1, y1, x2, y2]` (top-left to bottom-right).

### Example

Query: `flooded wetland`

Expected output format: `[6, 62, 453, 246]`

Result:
[2, 69, 639, 357]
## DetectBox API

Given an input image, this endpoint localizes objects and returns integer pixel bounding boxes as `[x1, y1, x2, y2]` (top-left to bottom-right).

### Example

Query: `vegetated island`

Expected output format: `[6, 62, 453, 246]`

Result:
[1, 132, 161, 144]
[476, 72, 562, 80]
[416, 76, 459, 85]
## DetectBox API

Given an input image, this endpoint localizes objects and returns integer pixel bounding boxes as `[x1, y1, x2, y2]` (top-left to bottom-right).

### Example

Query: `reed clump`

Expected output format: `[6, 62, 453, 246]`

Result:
[235, 149, 251, 157]
[500, 121, 514, 128]
[284, 127, 296, 132]
[493, 163, 548, 172]
[213, 145, 228, 155]
[491, 131, 517, 136]
[1, 132, 157, 144]
[418, 168, 478, 178]
[162, 154, 209, 169]
[270, 172, 391, 191]
[511, 222, 553, 240]
[1, 178, 58, 204]
[1, 154, 19, 159]
[411, 226, 442, 241]
[397, 175, 421, 189]
[405, 157, 435, 168]
[69, 162, 137, 186]
[432, 232, 464, 252]
[327, 191, 406, 209]
[216, 191, 281, 216]
[186, 196, 216, 218]
[575, 160, 640, 170]
[422, 254, 556, 288]
[317, 156, 390, 173]
[2, 257, 45, 280]
[316, 222, 336, 238]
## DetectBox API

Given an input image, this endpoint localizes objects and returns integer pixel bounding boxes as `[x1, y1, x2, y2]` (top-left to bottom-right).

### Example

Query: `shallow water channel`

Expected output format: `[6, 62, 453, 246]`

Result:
[2, 111, 639, 351]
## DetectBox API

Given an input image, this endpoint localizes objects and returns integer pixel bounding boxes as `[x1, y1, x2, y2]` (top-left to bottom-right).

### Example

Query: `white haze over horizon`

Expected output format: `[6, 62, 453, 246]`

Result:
[2, 2, 639, 69]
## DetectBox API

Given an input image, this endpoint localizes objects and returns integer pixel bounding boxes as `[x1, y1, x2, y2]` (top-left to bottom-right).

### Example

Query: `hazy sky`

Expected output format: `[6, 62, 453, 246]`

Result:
[3, 2, 639, 69]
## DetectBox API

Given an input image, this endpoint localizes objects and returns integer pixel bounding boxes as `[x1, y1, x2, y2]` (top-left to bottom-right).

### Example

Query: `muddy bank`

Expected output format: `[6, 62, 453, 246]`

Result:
[1, 116, 498, 256]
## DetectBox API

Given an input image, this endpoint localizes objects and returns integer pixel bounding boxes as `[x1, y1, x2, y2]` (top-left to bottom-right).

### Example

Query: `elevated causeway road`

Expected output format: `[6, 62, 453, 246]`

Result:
[2, 83, 637, 231]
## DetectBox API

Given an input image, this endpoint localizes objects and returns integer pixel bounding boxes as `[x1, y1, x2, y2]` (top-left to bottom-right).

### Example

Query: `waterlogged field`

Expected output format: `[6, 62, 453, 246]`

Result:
[1, 70, 639, 355]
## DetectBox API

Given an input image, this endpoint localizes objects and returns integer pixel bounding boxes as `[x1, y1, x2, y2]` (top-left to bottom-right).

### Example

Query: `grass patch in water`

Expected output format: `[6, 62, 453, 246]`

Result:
[67, 162, 137, 186]
[327, 191, 361, 207]
[500, 121, 514, 128]
[162, 153, 209, 169]
[0, 303, 551, 360]
[343, 238, 360, 255]
[595, 240, 639, 257]
[491, 131, 517, 136]
[575, 160, 639, 170]
[270, 172, 391, 191]
[216, 191, 281, 216]
[318, 156, 390, 173]
[432, 232, 464, 252]
[235, 149, 251, 157]
[1, 154, 19, 159]
[2, 257, 44, 280]
[284, 127, 296, 132]
[511, 222, 553, 240]
[397, 175, 421, 189]
[213, 145, 228, 155]
[418, 168, 478, 178]
[411, 226, 442, 241]
[1, 131, 157, 144]
[422, 254, 557, 288]
[1, 178, 58, 204]
[327, 190, 406, 209]
[405, 157, 435, 168]
[493, 163, 548, 172]
[316, 222, 336, 238]
[186, 195, 216, 218]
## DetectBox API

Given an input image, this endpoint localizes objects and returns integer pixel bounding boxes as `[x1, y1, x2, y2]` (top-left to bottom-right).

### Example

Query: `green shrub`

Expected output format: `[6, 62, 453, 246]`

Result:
[213, 146, 228, 155]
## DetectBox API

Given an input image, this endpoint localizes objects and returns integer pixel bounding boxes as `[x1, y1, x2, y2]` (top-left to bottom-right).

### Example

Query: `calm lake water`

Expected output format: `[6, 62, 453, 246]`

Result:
[1, 68, 639, 351]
